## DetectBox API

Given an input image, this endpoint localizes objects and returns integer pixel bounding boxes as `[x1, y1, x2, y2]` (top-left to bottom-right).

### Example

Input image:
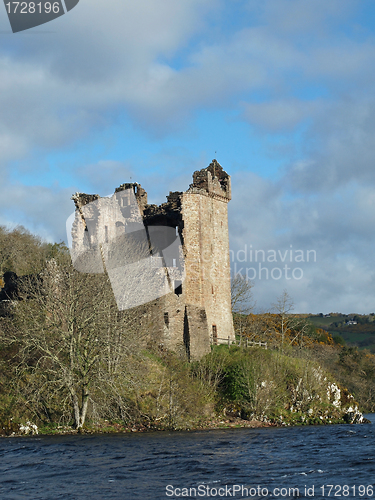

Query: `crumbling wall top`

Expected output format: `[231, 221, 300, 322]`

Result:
[143, 191, 183, 228]
[115, 183, 148, 212]
[71, 192, 100, 210]
[71, 160, 231, 230]
[71, 183, 148, 215]
[189, 159, 231, 200]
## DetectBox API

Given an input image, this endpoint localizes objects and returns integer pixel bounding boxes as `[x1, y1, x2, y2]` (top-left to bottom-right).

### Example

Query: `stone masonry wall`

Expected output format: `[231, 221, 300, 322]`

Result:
[182, 170, 234, 347]
[70, 160, 234, 360]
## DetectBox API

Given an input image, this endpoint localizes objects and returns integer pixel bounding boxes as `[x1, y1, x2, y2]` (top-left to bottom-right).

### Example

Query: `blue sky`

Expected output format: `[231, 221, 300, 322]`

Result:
[1, 0, 375, 313]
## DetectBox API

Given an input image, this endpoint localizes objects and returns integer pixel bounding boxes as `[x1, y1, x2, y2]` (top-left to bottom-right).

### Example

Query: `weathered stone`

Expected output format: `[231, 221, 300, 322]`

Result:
[70, 160, 235, 360]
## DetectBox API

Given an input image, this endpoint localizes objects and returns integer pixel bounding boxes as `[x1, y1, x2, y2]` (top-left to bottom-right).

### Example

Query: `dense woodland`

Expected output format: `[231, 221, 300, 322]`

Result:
[0, 226, 374, 435]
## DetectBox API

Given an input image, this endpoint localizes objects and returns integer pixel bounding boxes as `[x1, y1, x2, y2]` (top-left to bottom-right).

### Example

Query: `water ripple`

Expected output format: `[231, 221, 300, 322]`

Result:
[0, 416, 374, 499]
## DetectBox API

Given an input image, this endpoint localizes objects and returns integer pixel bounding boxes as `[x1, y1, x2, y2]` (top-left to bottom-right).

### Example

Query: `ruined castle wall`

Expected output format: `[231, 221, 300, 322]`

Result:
[70, 163, 234, 360]
[160, 293, 186, 355]
[182, 190, 234, 346]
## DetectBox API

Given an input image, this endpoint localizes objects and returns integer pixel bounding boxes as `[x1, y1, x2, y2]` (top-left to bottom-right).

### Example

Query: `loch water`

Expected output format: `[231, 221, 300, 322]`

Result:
[0, 415, 375, 500]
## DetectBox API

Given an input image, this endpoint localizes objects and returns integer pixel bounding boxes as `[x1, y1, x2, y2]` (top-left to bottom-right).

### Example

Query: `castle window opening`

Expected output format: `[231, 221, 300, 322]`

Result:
[164, 312, 169, 327]
[172, 258, 177, 268]
[115, 221, 125, 237]
[104, 225, 108, 243]
[174, 281, 182, 296]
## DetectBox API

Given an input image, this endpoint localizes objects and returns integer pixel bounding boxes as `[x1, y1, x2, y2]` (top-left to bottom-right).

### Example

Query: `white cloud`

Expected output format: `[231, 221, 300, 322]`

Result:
[0, 0, 374, 159]
[0, 182, 73, 242]
[0, 0, 375, 314]
[75, 160, 134, 195]
[229, 171, 375, 314]
[241, 99, 323, 131]
[256, 0, 357, 36]
[285, 97, 375, 191]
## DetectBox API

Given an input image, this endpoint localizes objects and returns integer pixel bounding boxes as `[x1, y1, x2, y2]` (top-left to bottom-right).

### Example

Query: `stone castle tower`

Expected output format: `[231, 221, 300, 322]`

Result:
[70, 160, 235, 360]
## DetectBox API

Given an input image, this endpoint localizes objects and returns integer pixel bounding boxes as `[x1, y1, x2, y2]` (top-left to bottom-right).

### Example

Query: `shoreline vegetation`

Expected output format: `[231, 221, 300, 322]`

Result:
[2, 410, 372, 439]
[0, 227, 374, 437]
[1, 343, 371, 438]
[1, 412, 371, 439]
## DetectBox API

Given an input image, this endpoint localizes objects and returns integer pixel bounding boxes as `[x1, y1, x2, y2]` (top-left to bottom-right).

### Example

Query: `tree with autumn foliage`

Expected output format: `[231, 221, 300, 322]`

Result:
[236, 290, 331, 350]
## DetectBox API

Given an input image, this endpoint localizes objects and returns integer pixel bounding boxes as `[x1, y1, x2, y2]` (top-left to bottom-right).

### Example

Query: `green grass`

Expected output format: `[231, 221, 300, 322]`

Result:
[308, 315, 375, 352]
[331, 331, 375, 352]
[308, 316, 338, 327]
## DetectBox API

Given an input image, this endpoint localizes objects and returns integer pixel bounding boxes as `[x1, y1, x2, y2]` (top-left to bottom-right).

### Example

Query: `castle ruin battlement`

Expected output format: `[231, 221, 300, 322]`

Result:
[71, 160, 234, 360]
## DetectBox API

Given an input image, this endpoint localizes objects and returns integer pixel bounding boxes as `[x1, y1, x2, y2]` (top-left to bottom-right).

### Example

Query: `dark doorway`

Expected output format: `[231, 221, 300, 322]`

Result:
[212, 325, 218, 345]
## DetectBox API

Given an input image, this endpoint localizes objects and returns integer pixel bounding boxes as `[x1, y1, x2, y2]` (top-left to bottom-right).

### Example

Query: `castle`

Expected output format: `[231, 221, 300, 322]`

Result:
[70, 160, 235, 360]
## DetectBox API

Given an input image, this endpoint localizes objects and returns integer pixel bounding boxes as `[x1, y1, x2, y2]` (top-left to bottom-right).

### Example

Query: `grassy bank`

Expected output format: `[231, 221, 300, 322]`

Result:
[0, 344, 369, 437]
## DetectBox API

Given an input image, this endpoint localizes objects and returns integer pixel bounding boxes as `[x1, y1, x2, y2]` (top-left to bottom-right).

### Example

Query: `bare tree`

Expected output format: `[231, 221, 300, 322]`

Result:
[271, 289, 294, 350]
[270, 290, 315, 349]
[5, 259, 144, 429]
[231, 274, 255, 314]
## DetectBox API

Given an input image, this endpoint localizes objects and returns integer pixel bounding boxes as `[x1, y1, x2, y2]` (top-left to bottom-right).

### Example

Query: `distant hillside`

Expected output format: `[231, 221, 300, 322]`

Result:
[308, 314, 375, 353]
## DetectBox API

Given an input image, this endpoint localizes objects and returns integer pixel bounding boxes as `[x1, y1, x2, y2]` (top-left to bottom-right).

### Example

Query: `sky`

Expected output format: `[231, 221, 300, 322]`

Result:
[1, 0, 375, 314]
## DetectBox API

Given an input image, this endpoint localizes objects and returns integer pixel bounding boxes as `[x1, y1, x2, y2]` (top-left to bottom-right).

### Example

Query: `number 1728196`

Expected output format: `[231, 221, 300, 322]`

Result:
[320, 485, 373, 496]
[5, 2, 60, 14]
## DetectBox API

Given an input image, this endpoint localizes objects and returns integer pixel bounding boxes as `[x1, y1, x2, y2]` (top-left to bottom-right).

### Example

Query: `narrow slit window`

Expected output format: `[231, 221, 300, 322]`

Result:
[164, 312, 169, 327]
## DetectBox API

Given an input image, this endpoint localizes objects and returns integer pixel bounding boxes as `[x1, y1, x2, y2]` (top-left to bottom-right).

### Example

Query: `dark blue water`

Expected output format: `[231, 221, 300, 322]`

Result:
[1, 415, 375, 500]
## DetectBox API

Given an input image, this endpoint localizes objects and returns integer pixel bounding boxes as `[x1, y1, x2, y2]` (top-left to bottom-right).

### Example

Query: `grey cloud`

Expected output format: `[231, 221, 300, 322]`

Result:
[257, 0, 357, 37]
[302, 43, 375, 87]
[1, 0, 375, 315]
[1, 0, 374, 163]
[229, 171, 375, 314]
[0, 182, 75, 243]
[0, 167, 374, 315]
[5, 0, 216, 82]
[0, 0, 219, 161]
[241, 99, 324, 132]
[284, 97, 375, 192]
[75, 160, 134, 195]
